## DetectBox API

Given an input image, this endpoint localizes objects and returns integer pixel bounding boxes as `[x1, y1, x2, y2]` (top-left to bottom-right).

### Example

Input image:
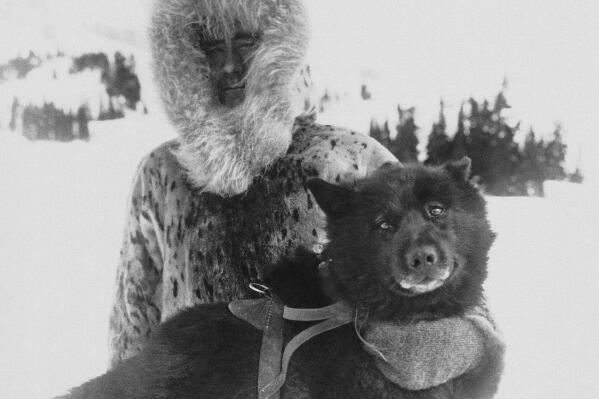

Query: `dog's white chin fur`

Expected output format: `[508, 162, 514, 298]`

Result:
[399, 279, 445, 294]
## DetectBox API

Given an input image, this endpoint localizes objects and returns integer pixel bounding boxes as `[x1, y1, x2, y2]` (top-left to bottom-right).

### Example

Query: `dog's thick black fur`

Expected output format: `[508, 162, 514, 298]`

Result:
[61, 159, 501, 399]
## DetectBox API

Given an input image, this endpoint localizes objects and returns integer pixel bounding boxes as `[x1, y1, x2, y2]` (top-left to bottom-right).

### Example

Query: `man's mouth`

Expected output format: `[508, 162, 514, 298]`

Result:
[222, 84, 245, 92]
[218, 84, 246, 107]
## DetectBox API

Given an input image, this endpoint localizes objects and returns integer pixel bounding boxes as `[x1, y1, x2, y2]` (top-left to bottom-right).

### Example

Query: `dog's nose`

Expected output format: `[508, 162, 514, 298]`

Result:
[406, 245, 439, 270]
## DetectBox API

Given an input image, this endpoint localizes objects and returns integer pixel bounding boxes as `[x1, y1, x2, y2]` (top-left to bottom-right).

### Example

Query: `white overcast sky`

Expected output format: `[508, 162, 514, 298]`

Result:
[1, 0, 598, 179]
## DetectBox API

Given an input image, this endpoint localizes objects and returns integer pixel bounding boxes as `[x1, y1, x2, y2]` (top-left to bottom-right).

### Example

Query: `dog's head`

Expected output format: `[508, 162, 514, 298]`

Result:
[306, 158, 495, 320]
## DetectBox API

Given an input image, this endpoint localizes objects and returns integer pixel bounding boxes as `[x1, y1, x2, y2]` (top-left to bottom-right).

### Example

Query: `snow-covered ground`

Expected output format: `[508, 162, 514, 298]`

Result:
[2, 1, 598, 397]
[485, 187, 599, 398]
[0, 116, 176, 399]
[0, 117, 597, 398]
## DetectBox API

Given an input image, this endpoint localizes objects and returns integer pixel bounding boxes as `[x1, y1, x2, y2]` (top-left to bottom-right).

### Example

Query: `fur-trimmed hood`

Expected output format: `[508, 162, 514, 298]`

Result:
[150, 0, 314, 196]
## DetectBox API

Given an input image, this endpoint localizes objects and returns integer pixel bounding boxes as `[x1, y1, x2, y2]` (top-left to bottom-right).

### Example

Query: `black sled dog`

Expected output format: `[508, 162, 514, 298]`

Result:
[60, 158, 503, 399]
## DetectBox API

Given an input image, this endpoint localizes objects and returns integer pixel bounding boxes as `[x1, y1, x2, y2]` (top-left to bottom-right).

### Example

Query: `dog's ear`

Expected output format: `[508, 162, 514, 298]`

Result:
[306, 178, 354, 219]
[379, 161, 402, 170]
[371, 161, 402, 179]
[444, 157, 472, 181]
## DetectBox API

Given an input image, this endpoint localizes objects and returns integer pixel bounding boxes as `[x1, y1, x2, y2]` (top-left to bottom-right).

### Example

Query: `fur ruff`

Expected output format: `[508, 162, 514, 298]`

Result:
[150, 0, 313, 196]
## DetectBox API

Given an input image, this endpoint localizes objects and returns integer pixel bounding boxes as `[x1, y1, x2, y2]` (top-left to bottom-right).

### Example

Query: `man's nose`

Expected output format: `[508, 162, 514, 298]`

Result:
[223, 48, 243, 74]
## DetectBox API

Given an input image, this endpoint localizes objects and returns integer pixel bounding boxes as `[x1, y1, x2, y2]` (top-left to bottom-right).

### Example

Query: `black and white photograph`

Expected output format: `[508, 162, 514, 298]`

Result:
[0, 0, 597, 398]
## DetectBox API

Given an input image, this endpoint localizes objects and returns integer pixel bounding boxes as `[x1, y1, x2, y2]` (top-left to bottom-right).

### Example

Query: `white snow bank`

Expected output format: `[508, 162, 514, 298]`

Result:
[0, 116, 175, 399]
[485, 189, 599, 399]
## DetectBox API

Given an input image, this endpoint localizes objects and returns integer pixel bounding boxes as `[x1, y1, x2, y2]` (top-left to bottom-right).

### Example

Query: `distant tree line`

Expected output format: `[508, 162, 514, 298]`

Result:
[70, 53, 110, 75]
[18, 99, 90, 141]
[368, 87, 581, 196]
[10, 97, 92, 142]
[0, 50, 67, 82]
[370, 105, 420, 165]
[4, 50, 143, 142]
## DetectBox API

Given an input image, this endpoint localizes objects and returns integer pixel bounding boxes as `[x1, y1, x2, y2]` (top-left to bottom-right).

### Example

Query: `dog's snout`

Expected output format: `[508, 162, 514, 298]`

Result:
[406, 245, 439, 270]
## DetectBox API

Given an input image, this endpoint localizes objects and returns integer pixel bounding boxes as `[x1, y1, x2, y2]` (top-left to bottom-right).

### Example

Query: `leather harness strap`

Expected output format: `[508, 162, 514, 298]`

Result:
[258, 296, 285, 399]
[229, 295, 354, 399]
[283, 302, 352, 322]
[260, 305, 353, 399]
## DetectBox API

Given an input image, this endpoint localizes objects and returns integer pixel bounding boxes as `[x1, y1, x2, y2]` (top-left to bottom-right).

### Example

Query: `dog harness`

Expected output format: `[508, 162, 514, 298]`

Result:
[229, 283, 500, 398]
[229, 283, 354, 399]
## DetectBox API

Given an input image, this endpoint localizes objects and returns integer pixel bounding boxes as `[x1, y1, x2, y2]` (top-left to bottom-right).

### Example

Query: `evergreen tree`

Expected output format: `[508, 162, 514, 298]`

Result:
[518, 128, 545, 195]
[462, 88, 521, 195]
[9, 97, 19, 131]
[37, 103, 47, 140]
[567, 151, 583, 183]
[394, 105, 419, 163]
[98, 97, 124, 120]
[425, 99, 451, 165]
[464, 97, 488, 185]
[71, 53, 109, 75]
[569, 168, 584, 183]
[369, 119, 391, 149]
[543, 123, 567, 180]
[8, 53, 37, 79]
[57, 111, 74, 141]
[77, 106, 90, 140]
[110, 52, 141, 110]
[98, 97, 106, 120]
[450, 103, 468, 160]
[22, 105, 35, 140]
[108, 99, 117, 119]
[493, 77, 510, 113]
[319, 89, 331, 113]
[360, 84, 372, 100]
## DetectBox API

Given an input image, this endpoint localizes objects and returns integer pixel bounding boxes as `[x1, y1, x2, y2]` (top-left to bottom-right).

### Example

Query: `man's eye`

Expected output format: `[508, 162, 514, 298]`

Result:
[200, 40, 226, 54]
[426, 202, 446, 218]
[205, 44, 225, 53]
[235, 39, 257, 49]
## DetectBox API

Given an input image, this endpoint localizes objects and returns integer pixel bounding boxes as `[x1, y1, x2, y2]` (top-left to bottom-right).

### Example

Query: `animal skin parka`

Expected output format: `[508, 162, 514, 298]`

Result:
[108, 0, 503, 391]
[108, 119, 397, 365]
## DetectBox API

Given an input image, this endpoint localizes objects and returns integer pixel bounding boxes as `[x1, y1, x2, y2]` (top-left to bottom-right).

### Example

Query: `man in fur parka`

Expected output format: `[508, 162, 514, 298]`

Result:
[109, 0, 503, 391]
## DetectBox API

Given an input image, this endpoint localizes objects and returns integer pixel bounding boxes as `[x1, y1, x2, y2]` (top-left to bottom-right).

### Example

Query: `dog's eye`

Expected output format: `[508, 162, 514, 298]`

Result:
[426, 202, 446, 218]
[377, 220, 393, 231]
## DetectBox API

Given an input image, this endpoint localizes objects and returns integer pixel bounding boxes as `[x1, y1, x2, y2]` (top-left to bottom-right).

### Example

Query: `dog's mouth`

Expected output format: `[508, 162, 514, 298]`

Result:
[399, 277, 445, 293]
[391, 260, 457, 296]
[391, 276, 446, 296]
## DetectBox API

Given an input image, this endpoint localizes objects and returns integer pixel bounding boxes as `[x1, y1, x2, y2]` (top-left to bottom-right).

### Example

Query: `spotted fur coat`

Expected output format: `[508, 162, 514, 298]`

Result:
[108, 122, 396, 366]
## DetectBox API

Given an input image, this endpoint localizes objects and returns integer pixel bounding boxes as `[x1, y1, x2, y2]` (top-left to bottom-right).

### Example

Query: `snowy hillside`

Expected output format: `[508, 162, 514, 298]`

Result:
[0, 57, 106, 124]
[0, 117, 598, 398]
[0, 49, 162, 127]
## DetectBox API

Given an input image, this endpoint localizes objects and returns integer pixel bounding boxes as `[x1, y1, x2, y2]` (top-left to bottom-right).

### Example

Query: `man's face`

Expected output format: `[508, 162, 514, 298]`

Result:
[200, 32, 261, 107]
